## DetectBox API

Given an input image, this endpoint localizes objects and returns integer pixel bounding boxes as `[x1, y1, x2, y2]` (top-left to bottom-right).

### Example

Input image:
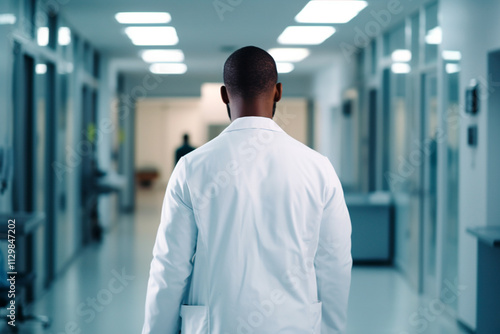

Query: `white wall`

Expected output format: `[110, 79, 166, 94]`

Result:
[135, 98, 205, 186]
[440, 0, 500, 329]
[312, 53, 357, 179]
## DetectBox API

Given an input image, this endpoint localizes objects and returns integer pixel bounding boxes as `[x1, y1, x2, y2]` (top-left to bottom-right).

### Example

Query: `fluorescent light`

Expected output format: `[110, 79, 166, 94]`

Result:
[141, 49, 185, 63]
[442, 50, 462, 61]
[391, 63, 411, 74]
[125, 27, 179, 46]
[0, 14, 16, 25]
[391, 49, 411, 62]
[446, 63, 460, 74]
[37, 27, 49, 46]
[150, 63, 187, 74]
[277, 62, 295, 74]
[268, 48, 310, 62]
[115, 12, 171, 24]
[278, 26, 335, 45]
[295, 0, 368, 24]
[65, 62, 74, 73]
[425, 26, 442, 45]
[58, 27, 71, 45]
[36, 64, 47, 75]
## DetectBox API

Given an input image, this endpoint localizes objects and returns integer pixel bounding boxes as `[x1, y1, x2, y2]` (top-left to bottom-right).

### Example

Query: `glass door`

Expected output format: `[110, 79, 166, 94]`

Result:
[387, 68, 421, 290]
[34, 59, 57, 290]
[439, 59, 460, 310]
[421, 70, 439, 295]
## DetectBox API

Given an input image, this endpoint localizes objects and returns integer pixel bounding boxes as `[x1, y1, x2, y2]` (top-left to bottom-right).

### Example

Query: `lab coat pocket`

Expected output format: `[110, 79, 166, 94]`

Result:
[309, 301, 322, 333]
[180, 305, 208, 334]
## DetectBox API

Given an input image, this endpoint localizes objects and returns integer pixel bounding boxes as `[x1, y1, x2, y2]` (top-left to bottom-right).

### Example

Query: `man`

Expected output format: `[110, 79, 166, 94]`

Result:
[142, 46, 352, 334]
[175, 133, 196, 165]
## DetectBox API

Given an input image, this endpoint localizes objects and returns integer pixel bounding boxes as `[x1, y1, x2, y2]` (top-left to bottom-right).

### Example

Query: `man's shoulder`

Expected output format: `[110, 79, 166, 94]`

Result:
[281, 133, 332, 165]
[181, 135, 224, 162]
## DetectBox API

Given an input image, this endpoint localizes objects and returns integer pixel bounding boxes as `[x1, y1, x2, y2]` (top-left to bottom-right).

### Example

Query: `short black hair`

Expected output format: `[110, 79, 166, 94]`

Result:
[223, 46, 278, 99]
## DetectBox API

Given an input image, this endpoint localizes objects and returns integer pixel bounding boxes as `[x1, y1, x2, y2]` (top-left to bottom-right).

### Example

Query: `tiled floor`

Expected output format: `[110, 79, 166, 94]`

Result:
[2, 189, 469, 333]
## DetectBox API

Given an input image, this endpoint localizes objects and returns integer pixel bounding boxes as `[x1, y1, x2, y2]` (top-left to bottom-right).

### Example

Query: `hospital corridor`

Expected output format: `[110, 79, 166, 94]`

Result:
[0, 0, 499, 333]
[25, 188, 468, 334]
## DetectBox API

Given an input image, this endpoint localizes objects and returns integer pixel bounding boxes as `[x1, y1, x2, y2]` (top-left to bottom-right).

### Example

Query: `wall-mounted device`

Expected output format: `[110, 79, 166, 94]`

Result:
[466, 80, 479, 115]
[0, 147, 12, 195]
[342, 100, 353, 117]
[468, 125, 478, 147]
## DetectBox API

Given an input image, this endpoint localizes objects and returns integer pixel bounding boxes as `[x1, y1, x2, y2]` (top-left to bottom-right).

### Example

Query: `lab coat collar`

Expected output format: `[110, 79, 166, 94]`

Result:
[221, 116, 285, 134]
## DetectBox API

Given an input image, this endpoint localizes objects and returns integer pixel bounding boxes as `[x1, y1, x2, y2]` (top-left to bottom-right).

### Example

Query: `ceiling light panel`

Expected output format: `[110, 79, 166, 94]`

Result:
[37, 27, 49, 46]
[141, 49, 185, 63]
[425, 27, 442, 45]
[391, 49, 412, 62]
[0, 14, 16, 25]
[442, 50, 462, 61]
[36, 64, 47, 75]
[295, 0, 368, 24]
[268, 48, 310, 62]
[115, 12, 171, 24]
[278, 26, 336, 45]
[150, 63, 187, 74]
[391, 63, 411, 74]
[58, 27, 71, 45]
[446, 63, 460, 74]
[125, 27, 179, 46]
[277, 62, 295, 74]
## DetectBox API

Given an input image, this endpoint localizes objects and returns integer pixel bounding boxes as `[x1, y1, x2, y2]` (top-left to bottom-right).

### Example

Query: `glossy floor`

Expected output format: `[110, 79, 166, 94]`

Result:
[3, 189, 469, 333]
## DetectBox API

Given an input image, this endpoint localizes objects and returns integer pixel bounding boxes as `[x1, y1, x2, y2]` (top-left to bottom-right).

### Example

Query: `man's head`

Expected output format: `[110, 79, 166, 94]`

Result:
[183, 133, 189, 143]
[221, 46, 282, 120]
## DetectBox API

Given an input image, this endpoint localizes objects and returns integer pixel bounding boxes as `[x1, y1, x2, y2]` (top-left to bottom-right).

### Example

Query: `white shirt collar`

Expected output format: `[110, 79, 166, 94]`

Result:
[221, 116, 285, 134]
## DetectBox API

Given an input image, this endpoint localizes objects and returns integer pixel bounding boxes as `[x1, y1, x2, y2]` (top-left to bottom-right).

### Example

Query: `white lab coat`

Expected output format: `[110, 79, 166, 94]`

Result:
[142, 116, 352, 334]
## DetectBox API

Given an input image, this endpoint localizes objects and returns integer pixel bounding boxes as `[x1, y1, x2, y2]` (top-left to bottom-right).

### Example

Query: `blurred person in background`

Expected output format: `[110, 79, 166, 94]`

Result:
[175, 133, 196, 165]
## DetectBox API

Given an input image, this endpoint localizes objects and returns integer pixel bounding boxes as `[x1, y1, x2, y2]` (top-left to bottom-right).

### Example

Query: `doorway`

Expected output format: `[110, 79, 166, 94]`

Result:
[421, 70, 439, 295]
[80, 85, 98, 245]
[13, 49, 36, 213]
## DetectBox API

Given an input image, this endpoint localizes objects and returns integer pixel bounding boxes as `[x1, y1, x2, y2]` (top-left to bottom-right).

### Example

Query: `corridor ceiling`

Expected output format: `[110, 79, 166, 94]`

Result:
[60, 0, 426, 77]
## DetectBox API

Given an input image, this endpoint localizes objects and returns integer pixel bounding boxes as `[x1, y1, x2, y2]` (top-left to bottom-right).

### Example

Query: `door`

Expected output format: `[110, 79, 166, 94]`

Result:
[12, 46, 37, 300]
[80, 86, 99, 244]
[368, 89, 377, 192]
[33, 59, 58, 290]
[439, 58, 460, 311]
[13, 49, 36, 213]
[421, 70, 439, 295]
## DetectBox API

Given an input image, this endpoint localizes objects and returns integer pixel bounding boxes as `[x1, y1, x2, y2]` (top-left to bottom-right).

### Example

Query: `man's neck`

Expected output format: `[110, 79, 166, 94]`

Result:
[229, 98, 274, 121]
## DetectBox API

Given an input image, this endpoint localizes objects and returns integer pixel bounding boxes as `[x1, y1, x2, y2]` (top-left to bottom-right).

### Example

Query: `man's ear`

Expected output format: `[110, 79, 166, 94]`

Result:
[221, 86, 230, 104]
[274, 83, 283, 102]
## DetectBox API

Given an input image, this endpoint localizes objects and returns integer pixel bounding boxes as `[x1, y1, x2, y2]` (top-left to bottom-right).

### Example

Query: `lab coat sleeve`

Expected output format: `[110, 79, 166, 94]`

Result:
[142, 157, 197, 334]
[314, 157, 352, 333]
